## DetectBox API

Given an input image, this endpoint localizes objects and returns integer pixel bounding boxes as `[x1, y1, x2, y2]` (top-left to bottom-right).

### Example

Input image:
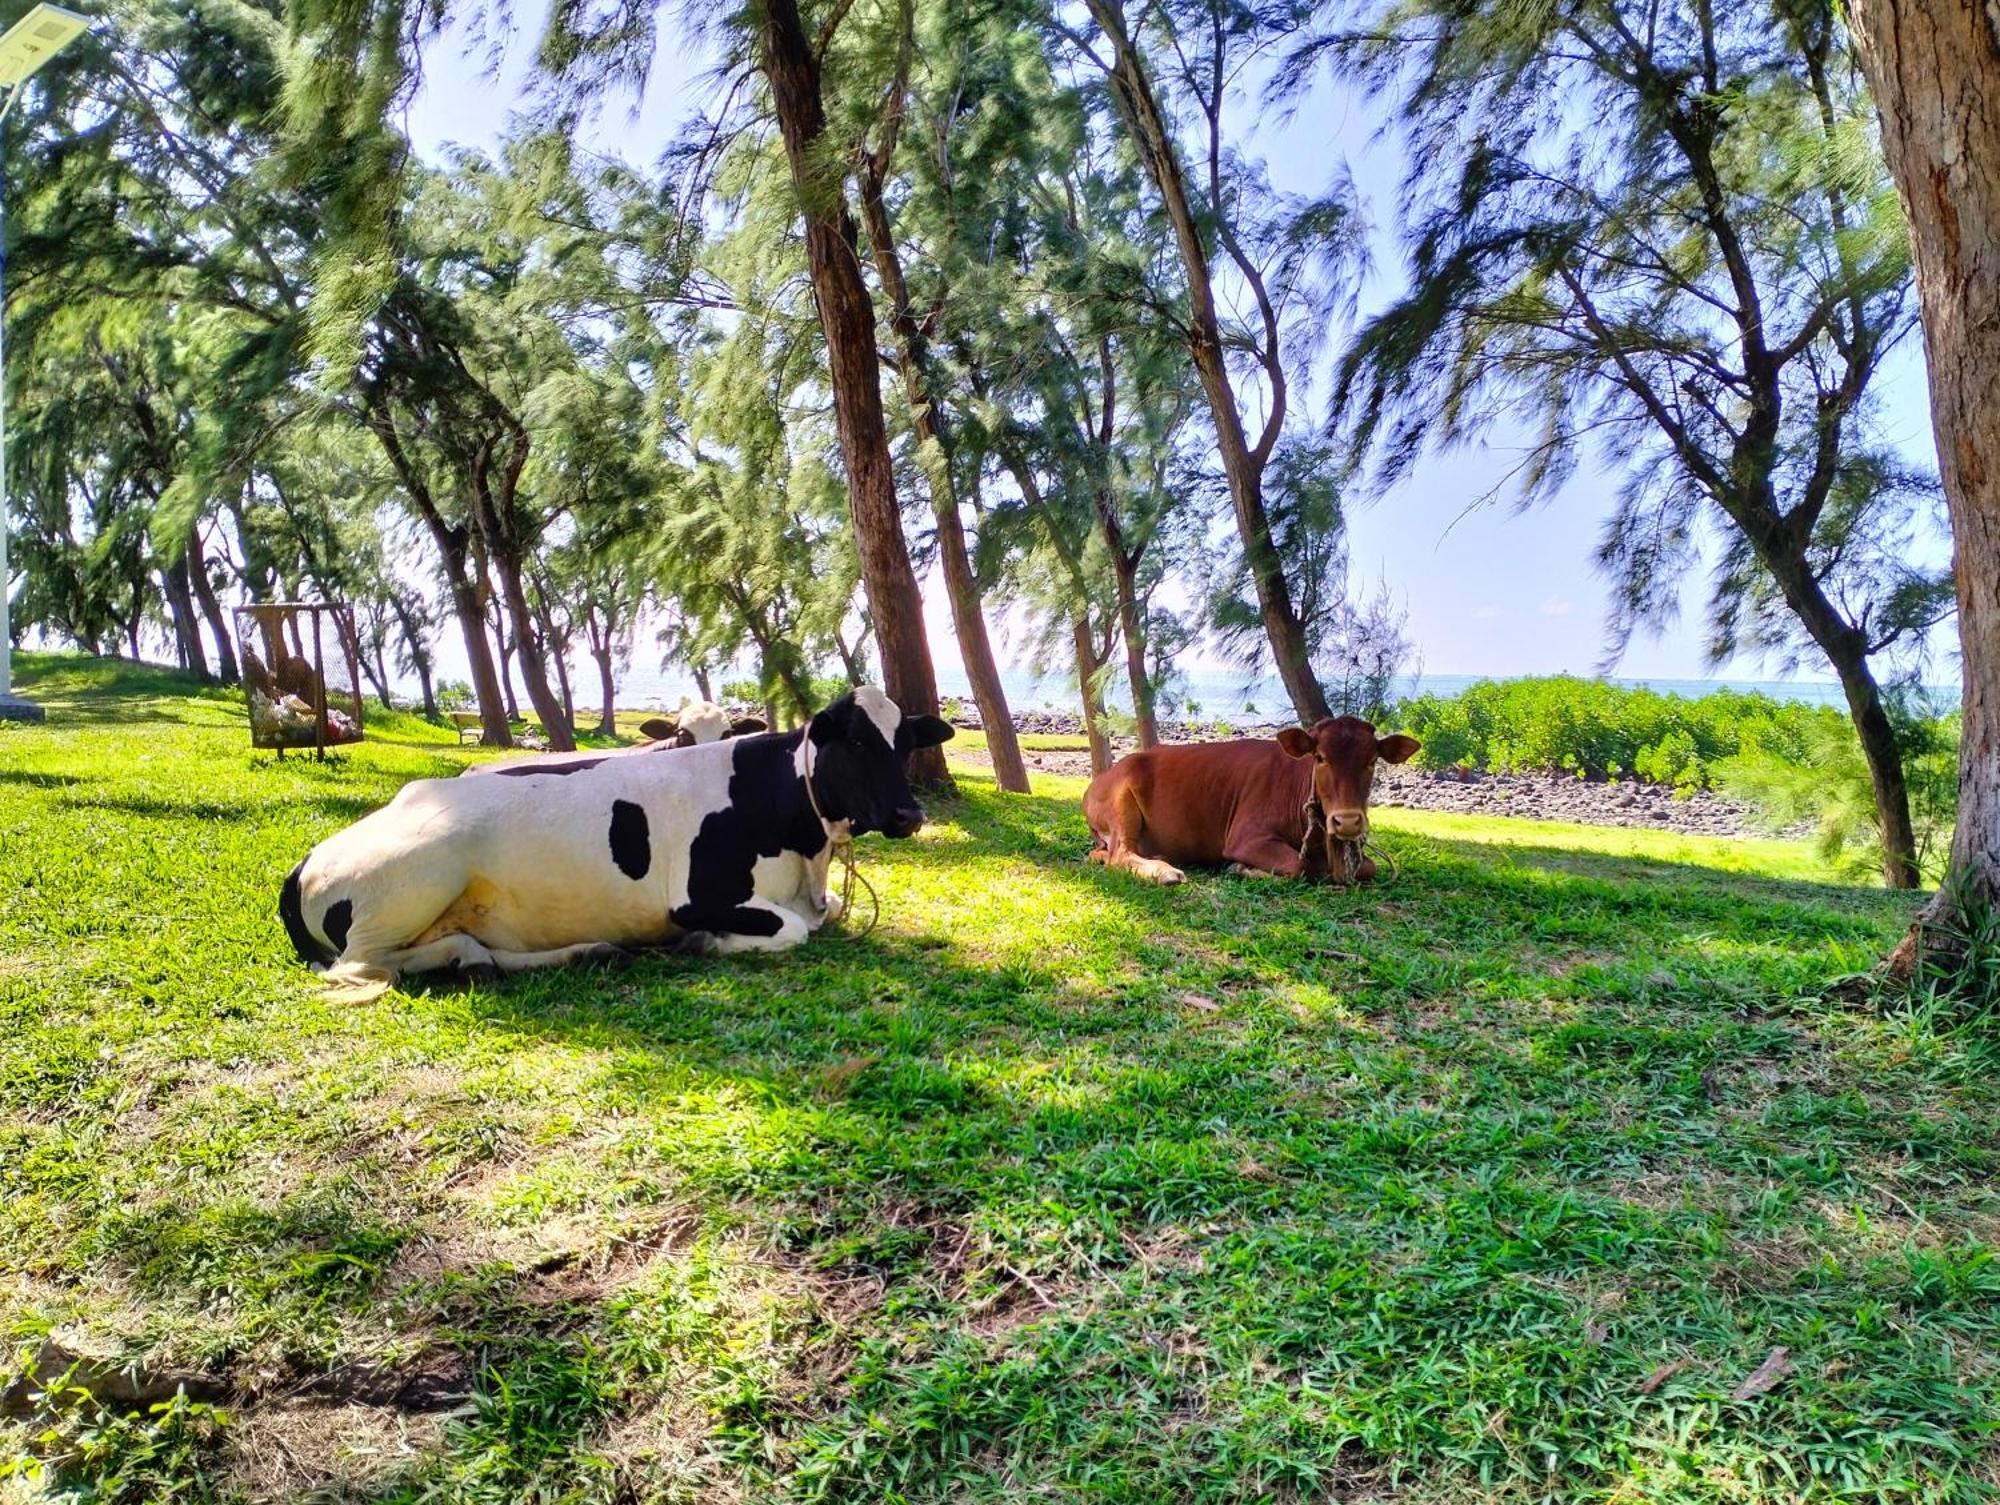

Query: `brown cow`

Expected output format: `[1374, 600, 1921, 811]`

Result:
[1083, 717, 1420, 884]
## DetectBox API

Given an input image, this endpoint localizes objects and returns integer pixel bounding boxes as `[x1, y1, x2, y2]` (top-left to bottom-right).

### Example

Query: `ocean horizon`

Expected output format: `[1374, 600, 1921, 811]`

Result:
[601, 661, 1958, 720]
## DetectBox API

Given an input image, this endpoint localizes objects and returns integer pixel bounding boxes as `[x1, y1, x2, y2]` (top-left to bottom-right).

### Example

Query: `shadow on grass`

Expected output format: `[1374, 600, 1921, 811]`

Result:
[22, 748, 1958, 1503]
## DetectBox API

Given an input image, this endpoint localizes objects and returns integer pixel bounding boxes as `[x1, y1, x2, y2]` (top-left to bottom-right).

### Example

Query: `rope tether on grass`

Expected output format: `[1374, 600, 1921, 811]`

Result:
[801, 738, 882, 940]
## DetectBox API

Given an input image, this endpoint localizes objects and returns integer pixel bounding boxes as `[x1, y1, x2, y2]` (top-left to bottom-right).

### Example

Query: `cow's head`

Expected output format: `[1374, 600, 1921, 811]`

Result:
[1276, 716, 1421, 848]
[639, 703, 769, 748]
[806, 686, 953, 838]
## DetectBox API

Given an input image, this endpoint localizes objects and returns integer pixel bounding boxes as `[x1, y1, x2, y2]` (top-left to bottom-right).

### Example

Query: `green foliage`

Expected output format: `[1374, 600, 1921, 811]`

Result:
[1397, 676, 1847, 787]
[1719, 703, 1960, 880]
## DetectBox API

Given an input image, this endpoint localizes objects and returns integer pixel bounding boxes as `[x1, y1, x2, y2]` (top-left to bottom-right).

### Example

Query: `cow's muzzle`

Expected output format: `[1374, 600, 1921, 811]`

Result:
[1327, 807, 1368, 842]
[887, 804, 926, 839]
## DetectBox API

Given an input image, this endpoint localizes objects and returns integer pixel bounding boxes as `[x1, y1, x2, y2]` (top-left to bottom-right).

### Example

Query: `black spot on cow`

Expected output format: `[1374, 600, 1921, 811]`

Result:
[322, 898, 353, 955]
[609, 799, 651, 880]
[492, 756, 607, 778]
[669, 732, 827, 935]
[279, 861, 332, 965]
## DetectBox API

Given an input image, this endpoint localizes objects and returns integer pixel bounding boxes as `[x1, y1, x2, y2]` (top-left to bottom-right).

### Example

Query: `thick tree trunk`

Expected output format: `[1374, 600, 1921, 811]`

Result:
[1083, 0, 1330, 726]
[185, 524, 239, 686]
[757, 0, 951, 790]
[857, 164, 1030, 794]
[694, 665, 715, 703]
[1073, 614, 1113, 779]
[489, 553, 575, 750]
[450, 577, 511, 746]
[1848, 0, 2000, 950]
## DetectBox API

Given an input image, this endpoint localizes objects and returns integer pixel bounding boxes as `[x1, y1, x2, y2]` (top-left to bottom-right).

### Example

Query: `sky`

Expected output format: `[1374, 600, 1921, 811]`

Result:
[400, 4, 1952, 689]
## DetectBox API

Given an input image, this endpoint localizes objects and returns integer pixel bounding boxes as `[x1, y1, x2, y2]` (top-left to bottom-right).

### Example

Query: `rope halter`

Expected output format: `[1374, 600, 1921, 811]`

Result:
[801, 735, 880, 939]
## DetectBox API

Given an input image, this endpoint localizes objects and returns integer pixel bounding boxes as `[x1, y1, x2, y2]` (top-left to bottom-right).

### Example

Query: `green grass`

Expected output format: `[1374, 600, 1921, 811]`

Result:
[4, 652, 1997, 1502]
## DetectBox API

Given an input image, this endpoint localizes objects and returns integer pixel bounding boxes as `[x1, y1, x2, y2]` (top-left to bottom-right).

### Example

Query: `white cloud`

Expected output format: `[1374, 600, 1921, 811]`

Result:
[1538, 596, 1575, 617]
[1470, 604, 1502, 621]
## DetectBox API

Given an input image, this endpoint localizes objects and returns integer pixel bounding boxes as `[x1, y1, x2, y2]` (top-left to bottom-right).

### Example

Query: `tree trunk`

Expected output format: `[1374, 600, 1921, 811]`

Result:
[362, 635, 395, 710]
[388, 590, 438, 719]
[694, 665, 714, 702]
[366, 403, 510, 745]
[486, 592, 522, 723]
[1073, 613, 1113, 779]
[160, 557, 209, 680]
[595, 648, 616, 737]
[1848, 0, 2000, 948]
[757, 0, 952, 791]
[550, 629, 576, 733]
[185, 524, 240, 686]
[492, 556, 574, 750]
[452, 577, 511, 745]
[857, 158, 1029, 793]
[1107, 545, 1160, 747]
[1831, 648, 1921, 889]
[1083, 0, 1330, 726]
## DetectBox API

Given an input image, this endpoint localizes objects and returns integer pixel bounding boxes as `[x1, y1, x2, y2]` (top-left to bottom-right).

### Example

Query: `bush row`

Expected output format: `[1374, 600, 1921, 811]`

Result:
[1393, 676, 1855, 790]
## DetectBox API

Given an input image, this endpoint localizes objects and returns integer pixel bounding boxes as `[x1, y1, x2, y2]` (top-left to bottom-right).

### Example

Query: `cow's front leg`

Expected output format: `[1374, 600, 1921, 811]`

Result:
[1221, 832, 1309, 879]
[673, 898, 814, 955]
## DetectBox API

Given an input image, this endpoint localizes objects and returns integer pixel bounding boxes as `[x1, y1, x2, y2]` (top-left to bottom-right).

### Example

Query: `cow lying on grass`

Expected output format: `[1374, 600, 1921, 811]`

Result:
[280, 687, 950, 999]
[461, 700, 767, 780]
[1084, 717, 1420, 884]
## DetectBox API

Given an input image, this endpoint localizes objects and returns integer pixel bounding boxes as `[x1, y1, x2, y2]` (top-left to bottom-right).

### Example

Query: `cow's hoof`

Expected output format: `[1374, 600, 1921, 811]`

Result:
[581, 943, 630, 969]
[667, 930, 716, 956]
[457, 961, 501, 986]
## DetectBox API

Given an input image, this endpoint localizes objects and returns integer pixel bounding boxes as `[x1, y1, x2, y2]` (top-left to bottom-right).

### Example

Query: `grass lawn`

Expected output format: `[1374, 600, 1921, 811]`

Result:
[3, 652, 1996, 1503]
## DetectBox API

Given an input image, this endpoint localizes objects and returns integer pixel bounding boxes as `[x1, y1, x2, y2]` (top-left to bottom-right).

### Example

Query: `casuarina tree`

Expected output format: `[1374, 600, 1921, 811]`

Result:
[1310, 0, 1950, 888]
[1844, 0, 2000, 942]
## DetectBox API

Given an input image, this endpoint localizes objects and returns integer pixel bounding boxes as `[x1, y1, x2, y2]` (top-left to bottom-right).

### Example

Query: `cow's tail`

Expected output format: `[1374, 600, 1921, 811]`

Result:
[280, 860, 335, 967]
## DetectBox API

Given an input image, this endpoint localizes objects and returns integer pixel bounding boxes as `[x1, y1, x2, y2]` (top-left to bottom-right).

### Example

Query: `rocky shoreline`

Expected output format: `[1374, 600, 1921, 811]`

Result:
[956, 711, 1786, 841]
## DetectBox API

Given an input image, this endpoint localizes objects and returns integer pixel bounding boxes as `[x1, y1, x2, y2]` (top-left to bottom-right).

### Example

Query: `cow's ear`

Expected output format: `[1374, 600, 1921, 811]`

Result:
[1276, 727, 1315, 759]
[1377, 733, 1421, 765]
[902, 714, 954, 749]
[728, 716, 768, 738]
[639, 717, 676, 743]
[674, 729, 697, 749]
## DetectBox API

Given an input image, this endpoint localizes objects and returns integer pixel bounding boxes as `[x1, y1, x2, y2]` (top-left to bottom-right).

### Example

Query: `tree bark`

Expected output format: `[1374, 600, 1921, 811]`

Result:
[387, 590, 438, 719]
[1073, 613, 1113, 779]
[1107, 544, 1159, 748]
[470, 442, 575, 751]
[757, 0, 952, 790]
[857, 132, 1029, 793]
[1848, 0, 2000, 940]
[160, 555, 209, 680]
[595, 649, 617, 737]
[185, 523, 240, 686]
[1082, 0, 1331, 725]
[365, 402, 510, 745]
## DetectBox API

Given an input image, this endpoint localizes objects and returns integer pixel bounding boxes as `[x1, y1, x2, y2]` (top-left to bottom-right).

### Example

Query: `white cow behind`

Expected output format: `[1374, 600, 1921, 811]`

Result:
[462, 698, 767, 779]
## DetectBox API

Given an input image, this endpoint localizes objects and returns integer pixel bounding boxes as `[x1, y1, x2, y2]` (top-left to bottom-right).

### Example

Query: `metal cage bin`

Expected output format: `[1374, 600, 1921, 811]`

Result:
[235, 602, 366, 755]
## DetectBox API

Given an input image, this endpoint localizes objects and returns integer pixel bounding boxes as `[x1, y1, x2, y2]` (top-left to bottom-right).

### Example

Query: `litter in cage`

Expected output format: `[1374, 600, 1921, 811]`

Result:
[235, 602, 366, 755]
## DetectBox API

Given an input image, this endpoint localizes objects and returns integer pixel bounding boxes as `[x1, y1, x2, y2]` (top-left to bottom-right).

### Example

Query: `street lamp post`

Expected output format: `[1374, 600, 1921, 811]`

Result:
[0, 4, 90, 724]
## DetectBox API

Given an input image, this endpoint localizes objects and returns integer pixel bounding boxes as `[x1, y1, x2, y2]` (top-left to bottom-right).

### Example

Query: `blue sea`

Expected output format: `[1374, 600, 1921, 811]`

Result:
[608, 660, 1953, 720]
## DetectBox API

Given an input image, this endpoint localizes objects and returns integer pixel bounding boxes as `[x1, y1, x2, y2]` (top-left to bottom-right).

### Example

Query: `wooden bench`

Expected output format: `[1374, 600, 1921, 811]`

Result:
[449, 711, 483, 744]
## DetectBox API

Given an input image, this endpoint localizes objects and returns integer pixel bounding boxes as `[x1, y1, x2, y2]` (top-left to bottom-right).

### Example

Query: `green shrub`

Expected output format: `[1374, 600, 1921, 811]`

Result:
[1395, 676, 1843, 788]
[1718, 701, 1958, 880]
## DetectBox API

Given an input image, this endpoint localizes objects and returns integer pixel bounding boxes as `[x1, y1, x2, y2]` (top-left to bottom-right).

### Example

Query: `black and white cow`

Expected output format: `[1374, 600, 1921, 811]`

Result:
[279, 687, 951, 999]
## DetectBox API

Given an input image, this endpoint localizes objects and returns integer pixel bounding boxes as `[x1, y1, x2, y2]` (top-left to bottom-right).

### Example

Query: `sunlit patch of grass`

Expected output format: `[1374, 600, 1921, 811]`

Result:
[9, 652, 1997, 1503]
